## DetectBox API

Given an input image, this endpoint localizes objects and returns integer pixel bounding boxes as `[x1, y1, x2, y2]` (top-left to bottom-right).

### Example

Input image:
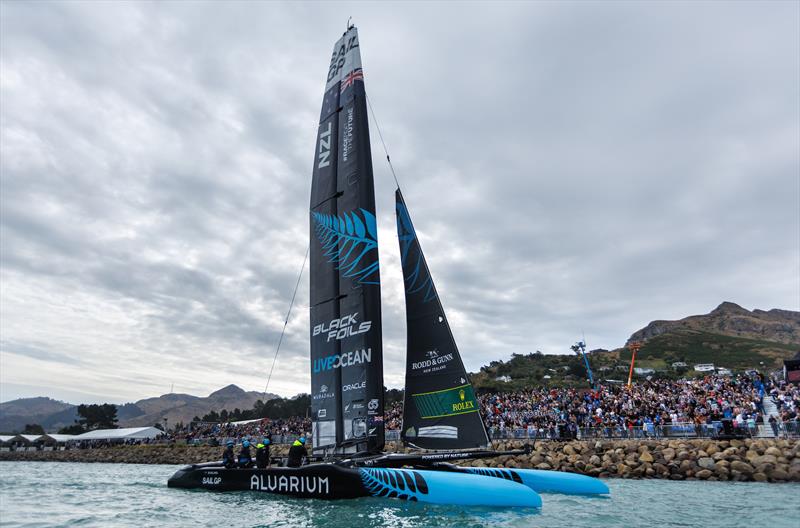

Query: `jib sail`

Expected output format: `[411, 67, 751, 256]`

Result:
[309, 26, 384, 455]
[395, 189, 490, 450]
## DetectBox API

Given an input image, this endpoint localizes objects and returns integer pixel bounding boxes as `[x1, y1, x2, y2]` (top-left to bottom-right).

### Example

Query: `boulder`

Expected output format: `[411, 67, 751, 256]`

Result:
[695, 469, 713, 479]
[639, 451, 654, 463]
[769, 469, 789, 481]
[752, 454, 778, 466]
[698, 457, 715, 470]
[730, 460, 754, 475]
[753, 473, 768, 482]
[765, 446, 782, 457]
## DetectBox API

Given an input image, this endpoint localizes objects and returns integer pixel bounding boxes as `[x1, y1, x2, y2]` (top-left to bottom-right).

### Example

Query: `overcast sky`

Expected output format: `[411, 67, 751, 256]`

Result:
[1, 1, 798, 404]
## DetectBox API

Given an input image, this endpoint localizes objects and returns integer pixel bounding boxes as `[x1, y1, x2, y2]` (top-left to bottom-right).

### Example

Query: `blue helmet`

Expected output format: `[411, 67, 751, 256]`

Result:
[226, 440, 234, 447]
[242, 440, 250, 447]
[263, 438, 271, 445]
[299, 437, 306, 444]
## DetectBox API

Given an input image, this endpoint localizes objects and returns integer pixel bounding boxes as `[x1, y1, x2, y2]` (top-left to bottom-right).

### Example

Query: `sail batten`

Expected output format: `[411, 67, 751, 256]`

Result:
[396, 190, 490, 450]
[310, 27, 384, 455]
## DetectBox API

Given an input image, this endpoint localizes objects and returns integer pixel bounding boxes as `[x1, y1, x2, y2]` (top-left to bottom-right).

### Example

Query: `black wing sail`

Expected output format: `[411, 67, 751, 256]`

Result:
[309, 27, 384, 456]
[396, 190, 490, 450]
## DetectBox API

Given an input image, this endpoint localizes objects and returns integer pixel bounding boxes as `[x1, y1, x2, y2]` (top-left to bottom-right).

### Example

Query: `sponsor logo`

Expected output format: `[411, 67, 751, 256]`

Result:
[451, 388, 475, 412]
[327, 34, 359, 82]
[318, 409, 327, 418]
[350, 417, 367, 438]
[342, 107, 354, 162]
[412, 384, 479, 419]
[411, 350, 454, 373]
[317, 121, 332, 169]
[312, 348, 372, 373]
[342, 381, 366, 392]
[202, 476, 222, 485]
[352, 402, 365, 410]
[250, 475, 330, 495]
[367, 399, 379, 411]
[313, 313, 372, 342]
[312, 384, 334, 401]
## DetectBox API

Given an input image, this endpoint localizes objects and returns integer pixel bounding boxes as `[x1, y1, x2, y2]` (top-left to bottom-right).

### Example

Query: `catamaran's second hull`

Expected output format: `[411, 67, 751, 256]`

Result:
[167, 462, 541, 507]
[456, 466, 609, 495]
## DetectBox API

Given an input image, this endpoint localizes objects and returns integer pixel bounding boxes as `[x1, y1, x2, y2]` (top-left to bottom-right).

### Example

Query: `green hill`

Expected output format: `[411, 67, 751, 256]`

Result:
[471, 302, 799, 391]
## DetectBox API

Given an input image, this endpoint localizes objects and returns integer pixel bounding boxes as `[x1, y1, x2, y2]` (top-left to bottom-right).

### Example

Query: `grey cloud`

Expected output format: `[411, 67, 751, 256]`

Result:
[1, 1, 797, 401]
[0, 340, 82, 366]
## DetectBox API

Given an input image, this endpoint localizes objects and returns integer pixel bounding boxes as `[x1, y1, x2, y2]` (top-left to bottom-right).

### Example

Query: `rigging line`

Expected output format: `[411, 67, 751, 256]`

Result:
[263, 245, 309, 400]
[365, 93, 401, 190]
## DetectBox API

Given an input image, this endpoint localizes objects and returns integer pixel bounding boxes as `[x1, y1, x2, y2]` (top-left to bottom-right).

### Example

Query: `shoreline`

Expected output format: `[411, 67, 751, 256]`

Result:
[2, 438, 798, 482]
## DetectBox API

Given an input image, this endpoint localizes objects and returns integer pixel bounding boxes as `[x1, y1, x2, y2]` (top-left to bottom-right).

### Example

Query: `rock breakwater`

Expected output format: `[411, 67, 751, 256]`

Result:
[2, 439, 798, 482]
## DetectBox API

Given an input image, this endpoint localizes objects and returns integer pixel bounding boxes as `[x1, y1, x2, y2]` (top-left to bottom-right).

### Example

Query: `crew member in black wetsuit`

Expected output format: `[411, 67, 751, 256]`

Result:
[238, 439, 253, 468]
[255, 438, 270, 469]
[286, 437, 307, 468]
[222, 440, 236, 468]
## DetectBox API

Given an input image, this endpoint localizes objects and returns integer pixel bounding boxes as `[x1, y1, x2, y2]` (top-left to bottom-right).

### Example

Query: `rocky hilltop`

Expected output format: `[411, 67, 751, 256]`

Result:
[628, 302, 800, 345]
[620, 302, 799, 372]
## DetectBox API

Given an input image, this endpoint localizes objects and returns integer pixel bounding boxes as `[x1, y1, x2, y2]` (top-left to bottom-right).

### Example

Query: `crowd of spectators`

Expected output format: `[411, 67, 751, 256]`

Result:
[170, 416, 310, 445]
[479, 374, 771, 439]
[165, 375, 797, 444]
[770, 379, 799, 423]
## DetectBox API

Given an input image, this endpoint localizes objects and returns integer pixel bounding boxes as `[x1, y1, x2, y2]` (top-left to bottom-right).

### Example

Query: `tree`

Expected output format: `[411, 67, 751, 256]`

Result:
[58, 424, 85, 435]
[76, 404, 118, 430]
[23, 424, 45, 435]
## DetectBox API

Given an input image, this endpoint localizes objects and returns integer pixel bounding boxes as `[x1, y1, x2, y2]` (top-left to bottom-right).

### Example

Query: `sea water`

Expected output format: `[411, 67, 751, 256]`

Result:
[0, 462, 797, 527]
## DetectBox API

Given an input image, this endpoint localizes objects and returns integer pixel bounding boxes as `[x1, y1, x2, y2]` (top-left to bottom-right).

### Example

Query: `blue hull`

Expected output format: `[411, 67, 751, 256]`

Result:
[362, 468, 542, 508]
[169, 462, 541, 508]
[461, 467, 609, 495]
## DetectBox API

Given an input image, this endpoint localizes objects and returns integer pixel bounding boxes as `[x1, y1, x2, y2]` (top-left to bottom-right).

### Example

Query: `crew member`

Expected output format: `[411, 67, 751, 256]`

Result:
[222, 440, 236, 468]
[255, 438, 271, 469]
[287, 436, 307, 468]
[238, 439, 253, 468]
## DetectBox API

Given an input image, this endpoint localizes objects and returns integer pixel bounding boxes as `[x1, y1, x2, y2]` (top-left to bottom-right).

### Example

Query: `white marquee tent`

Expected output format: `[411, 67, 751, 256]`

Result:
[73, 427, 164, 441]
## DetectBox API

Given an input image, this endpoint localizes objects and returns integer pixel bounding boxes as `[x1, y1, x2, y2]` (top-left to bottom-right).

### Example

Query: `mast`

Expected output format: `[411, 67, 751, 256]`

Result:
[395, 190, 490, 450]
[309, 26, 384, 455]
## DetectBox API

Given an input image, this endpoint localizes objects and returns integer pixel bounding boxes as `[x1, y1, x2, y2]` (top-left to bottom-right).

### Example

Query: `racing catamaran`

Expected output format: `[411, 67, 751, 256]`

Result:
[168, 25, 607, 506]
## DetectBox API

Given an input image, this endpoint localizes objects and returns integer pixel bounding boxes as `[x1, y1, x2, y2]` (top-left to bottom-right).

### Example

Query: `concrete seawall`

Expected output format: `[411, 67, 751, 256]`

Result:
[2, 438, 798, 482]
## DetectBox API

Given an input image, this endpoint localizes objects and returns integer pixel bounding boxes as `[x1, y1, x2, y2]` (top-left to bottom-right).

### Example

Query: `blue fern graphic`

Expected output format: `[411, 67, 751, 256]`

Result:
[395, 203, 436, 302]
[312, 208, 380, 285]
[359, 468, 429, 501]
[465, 467, 523, 484]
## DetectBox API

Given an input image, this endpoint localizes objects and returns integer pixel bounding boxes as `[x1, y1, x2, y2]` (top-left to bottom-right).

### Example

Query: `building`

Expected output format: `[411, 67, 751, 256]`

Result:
[694, 363, 715, 372]
[671, 362, 688, 369]
[784, 352, 800, 382]
[634, 367, 655, 375]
